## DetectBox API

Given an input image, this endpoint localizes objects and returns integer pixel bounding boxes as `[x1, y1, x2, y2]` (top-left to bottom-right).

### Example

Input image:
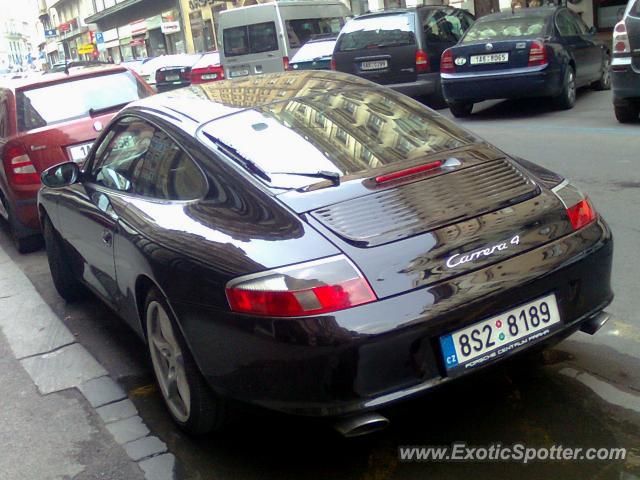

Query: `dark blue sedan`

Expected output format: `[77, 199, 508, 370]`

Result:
[440, 6, 611, 117]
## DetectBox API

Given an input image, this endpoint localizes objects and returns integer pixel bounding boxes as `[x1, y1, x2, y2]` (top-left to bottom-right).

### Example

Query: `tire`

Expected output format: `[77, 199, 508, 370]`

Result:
[1, 195, 42, 254]
[554, 66, 576, 110]
[449, 102, 474, 118]
[43, 217, 87, 302]
[591, 53, 611, 91]
[145, 288, 227, 435]
[614, 103, 639, 123]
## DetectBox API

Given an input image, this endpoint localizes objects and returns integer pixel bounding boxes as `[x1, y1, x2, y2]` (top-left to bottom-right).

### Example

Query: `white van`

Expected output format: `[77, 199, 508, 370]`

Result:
[219, 0, 351, 78]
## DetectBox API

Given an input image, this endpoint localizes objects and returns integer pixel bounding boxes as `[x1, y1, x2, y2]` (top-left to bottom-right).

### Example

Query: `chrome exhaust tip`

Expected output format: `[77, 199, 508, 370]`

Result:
[580, 311, 610, 335]
[333, 412, 390, 438]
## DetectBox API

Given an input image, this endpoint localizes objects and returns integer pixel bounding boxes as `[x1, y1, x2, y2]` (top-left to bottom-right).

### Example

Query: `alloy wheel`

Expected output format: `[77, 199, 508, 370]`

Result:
[147, 300, 191, 423]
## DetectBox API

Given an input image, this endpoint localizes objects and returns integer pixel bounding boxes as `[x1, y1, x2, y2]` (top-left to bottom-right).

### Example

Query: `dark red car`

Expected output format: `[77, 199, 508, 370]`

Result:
[0, 65, 154, 252]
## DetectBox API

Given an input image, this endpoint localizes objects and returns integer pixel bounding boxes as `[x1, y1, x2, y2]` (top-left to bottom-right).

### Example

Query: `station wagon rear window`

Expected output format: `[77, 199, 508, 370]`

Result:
[336, 13, 416, 52]
[16, 71, 149, 132]
[223, 22, 279, 57]
[202, 88, 476, 189]
[462, 15, 549, 42]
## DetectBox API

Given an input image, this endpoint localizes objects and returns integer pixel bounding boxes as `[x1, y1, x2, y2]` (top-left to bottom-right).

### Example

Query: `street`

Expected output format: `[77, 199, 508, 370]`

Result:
[1, 88, 638, 480]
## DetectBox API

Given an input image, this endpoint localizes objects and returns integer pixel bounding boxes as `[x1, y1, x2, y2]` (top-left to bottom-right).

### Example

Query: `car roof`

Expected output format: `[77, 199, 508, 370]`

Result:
[356, 5, 457, 18]
[477, 6, 559, 20]
[3, 65, 128, 91]
[127, 71, 378, 125]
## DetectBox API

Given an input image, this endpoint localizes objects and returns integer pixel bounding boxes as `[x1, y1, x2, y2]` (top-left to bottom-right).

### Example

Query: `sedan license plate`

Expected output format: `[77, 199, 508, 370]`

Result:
[440, 294, 561, 375]
[201, 73, 218, 80]
[361, 60, 388, 71]
[229, 69, 249, 78]
[470, 53, 509, 65]
[67, 142, 93, 163]
[165, 74, 180, 81]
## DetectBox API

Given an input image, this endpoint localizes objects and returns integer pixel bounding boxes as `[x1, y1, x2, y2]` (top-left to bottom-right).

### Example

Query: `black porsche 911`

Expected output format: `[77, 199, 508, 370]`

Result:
[440, 6, 611, 117]
[38, 71, 613, 437]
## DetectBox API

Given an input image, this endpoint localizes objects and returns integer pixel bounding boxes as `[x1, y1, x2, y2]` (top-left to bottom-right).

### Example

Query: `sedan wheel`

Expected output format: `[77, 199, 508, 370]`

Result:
[614, 103, 640, 123]
[145, 289, 227, 434]
[554, 67, 576, 110]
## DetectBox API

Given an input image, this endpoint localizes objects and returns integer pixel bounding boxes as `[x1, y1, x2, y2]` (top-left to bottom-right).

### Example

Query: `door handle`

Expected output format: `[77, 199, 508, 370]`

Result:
[101, 231, 112, 246]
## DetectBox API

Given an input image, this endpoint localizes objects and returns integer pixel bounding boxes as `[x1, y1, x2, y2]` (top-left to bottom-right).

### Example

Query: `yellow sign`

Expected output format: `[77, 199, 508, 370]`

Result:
[78, 44, 95, 54]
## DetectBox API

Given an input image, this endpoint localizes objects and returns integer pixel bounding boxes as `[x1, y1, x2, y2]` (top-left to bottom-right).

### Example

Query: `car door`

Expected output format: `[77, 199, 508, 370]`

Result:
[569, 10, 603, 81]
[421, 8, 473, 73]
[58, 117, 154, 308]
[555, 9, 592, 84]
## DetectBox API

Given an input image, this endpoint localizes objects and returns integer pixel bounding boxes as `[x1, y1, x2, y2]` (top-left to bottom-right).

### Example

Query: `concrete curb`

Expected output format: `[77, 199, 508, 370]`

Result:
[0, 245, 175, 480]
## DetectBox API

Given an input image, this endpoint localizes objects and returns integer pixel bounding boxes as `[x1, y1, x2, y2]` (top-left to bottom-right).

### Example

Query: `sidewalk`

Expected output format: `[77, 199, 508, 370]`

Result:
[0, 243, 173, 480]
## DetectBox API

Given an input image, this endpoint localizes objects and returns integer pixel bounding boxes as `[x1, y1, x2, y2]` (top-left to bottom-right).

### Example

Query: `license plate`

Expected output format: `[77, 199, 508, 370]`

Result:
[470, 53, 509, 65]
[67, 142, 93, 163]
[361, 60, 388, 71]
[201, 73, 218, 80]
[165, 74, 180, 81]
[229, 69, 249, 78]
[440, 294, 561, 375]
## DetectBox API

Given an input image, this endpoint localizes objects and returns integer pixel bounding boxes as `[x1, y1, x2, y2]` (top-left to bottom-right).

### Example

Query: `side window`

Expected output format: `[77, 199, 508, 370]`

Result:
[423, 10, 465, 43]
[570, 12, 588, 34]
[92, 118, 154, 193]
[556, 11, 579, 36]
[133, 128, 207, 201]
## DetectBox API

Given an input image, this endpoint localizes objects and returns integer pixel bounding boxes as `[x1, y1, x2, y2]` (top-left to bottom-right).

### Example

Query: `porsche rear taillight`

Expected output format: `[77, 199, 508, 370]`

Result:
[613, 21, 630, 54]
[528, 40, 548, 67]
[3, 143, 39, 185]
[440, 48, 455, 74]
[416, 49, 429, 73]
[225, 255, 377, 317]
[552, 181, 597, 231]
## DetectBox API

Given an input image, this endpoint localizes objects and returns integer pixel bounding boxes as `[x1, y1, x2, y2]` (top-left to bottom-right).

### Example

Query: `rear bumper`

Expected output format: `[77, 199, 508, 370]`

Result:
[175, 218, 613, 417]
[442, 66, 563, 103]
[386, 72, 440, 97]
[156, 82, 190, 93]
[612, 58, 640, 103]
[1, 182, 41, 233]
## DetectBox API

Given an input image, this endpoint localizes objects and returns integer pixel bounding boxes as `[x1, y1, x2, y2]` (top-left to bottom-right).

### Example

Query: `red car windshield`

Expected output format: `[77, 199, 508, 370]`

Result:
[16, 71, 150, 132]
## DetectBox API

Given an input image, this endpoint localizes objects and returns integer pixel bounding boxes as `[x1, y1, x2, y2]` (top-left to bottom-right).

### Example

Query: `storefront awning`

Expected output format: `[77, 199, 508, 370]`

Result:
[85, 0, 145, 24]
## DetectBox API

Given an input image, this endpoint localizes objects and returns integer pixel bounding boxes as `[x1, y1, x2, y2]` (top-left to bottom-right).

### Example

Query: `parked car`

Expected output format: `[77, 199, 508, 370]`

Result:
[46, 60, 110, 74]
[612, 0, 640, 122]
[38, 71, 612, 436]
[289, 33, 338, 70]
[331, 6, 474, 104]
[0, 65, 153, 252]
[139, 54, 202, 89]
[189, 51, 225, 84]
[219, 0, 350, 78]
[121, 58, 153, 76]
[440, 6, 611, 117]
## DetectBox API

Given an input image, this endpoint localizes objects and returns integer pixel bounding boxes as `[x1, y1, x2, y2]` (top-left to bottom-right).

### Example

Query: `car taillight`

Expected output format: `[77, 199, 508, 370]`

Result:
[225, 255, 377, 317]
[330, 57, 337, 70]
[528, 40, 548, 67]
[283, 56, 290, 71]
[416, 49, 428, 73]
[181, 68, 191, 80]
[3, 143, 39, 185]
[155, 70, 164, 83]
[552, 181, 597, 231]
[441, 48, 455, 74]
[613, 21, 630, 54]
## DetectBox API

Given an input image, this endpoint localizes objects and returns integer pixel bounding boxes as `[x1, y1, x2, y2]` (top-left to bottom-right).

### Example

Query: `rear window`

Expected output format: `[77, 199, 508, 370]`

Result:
[336, 13, 416, 52]
[291, 40, 337, 62]
[16, 71, 149, 132]
[286, 18, 346, 48]
[202, 88, 476, 189]
[223, 22, 279, 57]
[462, 15, 549, 42]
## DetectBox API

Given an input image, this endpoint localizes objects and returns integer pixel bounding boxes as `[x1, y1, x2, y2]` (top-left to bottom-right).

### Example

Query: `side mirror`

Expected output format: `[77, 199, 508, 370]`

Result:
[41, 162, 80, 189]
[588, 26, 598, 35]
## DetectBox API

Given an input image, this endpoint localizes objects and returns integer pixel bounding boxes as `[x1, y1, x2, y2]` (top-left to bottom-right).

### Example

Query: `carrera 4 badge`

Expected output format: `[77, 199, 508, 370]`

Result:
[446, 235, 521, 268]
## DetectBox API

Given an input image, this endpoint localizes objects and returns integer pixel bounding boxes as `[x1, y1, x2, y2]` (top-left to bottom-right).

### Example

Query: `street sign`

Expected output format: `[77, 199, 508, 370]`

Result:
[161, 21, 180, 34]
[78, 44, 95, 54]
[44, 29, 58, 38]
[95, 32, 104, 43]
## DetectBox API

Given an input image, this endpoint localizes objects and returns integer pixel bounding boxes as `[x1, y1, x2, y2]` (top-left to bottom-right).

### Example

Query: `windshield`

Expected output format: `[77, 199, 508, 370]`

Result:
[462, 15, 549, 42]
[16, 71, 149, 132]
[291, 40, 337, 62]
[337, 13, 416, 52]
[286, 18, 345, 48]
[223, 22, 279, 57]
[201, 88, 475, 189]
